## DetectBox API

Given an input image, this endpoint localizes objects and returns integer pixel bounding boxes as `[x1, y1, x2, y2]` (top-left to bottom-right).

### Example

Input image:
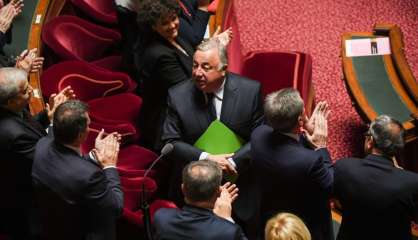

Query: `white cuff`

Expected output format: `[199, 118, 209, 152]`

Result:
[227, 158, 236, 168]
[103, 166, 116, 170]
[199, 152, 209, 160]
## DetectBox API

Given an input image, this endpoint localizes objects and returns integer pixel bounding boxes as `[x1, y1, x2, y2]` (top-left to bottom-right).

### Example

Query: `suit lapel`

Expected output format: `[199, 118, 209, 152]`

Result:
[175, 37, 193, 77]
[220, 73, 238, 124]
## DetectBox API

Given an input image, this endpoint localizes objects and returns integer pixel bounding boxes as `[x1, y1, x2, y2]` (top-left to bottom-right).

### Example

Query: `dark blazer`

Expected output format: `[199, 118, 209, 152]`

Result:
[251, 125, 334, 240]
[334, 154, 418, 240]
[32, 136, 124, 240]
[154, 205, 247, 240]
[178, 0, 211, 47]
[162, 73, 264, 221]
[0, 107, 48, 237]
[137, 35, 194, 151]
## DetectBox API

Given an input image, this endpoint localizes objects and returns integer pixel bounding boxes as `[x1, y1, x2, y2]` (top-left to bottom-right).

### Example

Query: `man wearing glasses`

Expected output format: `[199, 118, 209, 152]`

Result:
[334, 115, 418, 240]
[162, 38, 264, 237]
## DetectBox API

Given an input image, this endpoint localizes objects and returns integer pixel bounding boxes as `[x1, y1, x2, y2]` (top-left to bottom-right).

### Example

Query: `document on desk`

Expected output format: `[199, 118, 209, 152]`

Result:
[345, 37, 391, 57]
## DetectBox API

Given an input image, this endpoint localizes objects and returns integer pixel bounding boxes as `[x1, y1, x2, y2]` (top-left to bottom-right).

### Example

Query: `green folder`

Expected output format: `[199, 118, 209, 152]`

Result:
[194, 120, 244, 154]
[194, 120, 244, 182]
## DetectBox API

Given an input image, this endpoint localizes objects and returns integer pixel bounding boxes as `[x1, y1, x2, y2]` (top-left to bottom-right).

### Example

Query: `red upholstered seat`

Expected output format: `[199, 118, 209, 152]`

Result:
[117, 145, 158, 171]
[42, 15, 120, 63]
[240, 51, 313, 112]
[207, 0, 220, 14]
[117, 168, 157, 179]
[41, 61, 136, 101]
[87, 93, 142, 128]
[80, 121, 138, 154]
[71, 0, 118, 25]
[122, 198, 177, 226]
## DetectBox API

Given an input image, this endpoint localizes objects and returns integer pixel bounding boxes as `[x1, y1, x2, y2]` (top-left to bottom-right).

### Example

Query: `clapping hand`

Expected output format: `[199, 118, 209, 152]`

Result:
[213, 27, 233, 46]
[303, 101, 330, 149]
[93, 129, 121, 168]
[46, 86, 76, 121]
[15, 48, 45, 73]
[213, 182, 238, 220]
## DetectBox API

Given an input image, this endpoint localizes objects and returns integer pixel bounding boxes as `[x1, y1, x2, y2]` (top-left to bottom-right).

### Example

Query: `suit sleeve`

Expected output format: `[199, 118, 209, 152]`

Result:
[308, 148, 334, 195]
[232, 83, 264, 172]
[163, 91, 203, 163]
[84, 168, 124, 218]
[178, 0, 210, 47]
[155, 53, 189, 90]
[33, 109, 51, 129]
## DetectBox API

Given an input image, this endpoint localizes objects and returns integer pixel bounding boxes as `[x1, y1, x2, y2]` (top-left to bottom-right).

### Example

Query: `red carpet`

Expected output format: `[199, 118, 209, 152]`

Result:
[230, 0, 418, 159]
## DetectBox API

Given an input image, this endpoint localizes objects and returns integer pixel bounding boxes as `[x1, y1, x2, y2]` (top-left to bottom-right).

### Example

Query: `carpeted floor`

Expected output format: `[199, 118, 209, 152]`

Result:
[230, 0, 418, 160]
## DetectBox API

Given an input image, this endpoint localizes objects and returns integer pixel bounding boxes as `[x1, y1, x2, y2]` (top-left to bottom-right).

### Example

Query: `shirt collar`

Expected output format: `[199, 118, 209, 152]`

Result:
[213, 77, 226, 100]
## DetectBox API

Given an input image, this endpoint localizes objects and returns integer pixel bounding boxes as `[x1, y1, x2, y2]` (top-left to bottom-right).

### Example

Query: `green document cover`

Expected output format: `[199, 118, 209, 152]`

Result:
[194, 120, 244, 154]
[194, 120, 244, 183]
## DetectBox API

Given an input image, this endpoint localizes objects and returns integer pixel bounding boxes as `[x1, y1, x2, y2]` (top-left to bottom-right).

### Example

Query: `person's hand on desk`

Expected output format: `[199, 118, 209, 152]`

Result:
[213, 182, 238, 220]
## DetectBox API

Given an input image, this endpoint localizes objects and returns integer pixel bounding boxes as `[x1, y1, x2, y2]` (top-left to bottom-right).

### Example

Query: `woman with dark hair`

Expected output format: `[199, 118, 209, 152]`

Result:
[135, 0, 231, 151]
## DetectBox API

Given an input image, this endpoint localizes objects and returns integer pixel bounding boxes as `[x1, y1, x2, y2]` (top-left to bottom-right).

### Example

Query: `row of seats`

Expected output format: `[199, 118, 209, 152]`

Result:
[40, 1, 177, 236]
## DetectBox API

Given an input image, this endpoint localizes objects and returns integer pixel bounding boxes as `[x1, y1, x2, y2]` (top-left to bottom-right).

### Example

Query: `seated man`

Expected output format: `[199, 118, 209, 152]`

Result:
[154, 160, 247, 240]
[251, 88, 333, 240]
[334, 115, 418, 240]
[0, 67, 72, 239]
[32, 100, 123, 240]
[162, 38, 264, 227]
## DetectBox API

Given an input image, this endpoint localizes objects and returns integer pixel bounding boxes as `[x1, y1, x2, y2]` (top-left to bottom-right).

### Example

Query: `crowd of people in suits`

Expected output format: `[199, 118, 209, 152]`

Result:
[0, 0, 417, 240]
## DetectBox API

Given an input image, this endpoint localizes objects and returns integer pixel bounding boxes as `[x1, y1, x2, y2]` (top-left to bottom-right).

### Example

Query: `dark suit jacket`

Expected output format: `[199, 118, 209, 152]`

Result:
[178, 0, 211, 47]
[334, 154, 418, 240]
[137, 35, 194, 151]
[154, 205, 247, 240]
[251, 125, 334, 240]
[0, 107, 48, 237]
[162, 73, 264, 221]
[32, 136, 124, 240]
[0, 107, 49, 207]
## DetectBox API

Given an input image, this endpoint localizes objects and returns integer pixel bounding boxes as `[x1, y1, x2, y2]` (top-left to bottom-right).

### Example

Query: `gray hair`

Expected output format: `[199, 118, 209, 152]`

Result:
[196, 38, 228, 70]
[0, 67, 28, 105]
[368, 115, 405, 157]
[182, 160, 222, 202]
[264, 88, 304, 132]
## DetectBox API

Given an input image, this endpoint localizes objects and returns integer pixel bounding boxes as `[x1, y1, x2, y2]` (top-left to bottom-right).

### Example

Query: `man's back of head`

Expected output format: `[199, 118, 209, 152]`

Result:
[53, 100, 89, 146]
[264, 88, 304, 133]
[182, 160, 222, 205]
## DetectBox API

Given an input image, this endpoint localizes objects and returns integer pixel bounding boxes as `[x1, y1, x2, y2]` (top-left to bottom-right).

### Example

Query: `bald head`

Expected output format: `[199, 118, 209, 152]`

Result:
[182, 160, 222, 203]
[0, 67, 28, 106]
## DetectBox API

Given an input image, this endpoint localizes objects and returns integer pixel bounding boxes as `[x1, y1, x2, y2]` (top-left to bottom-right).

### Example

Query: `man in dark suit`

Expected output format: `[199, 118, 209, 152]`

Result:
[334, 115, 418, 240]
[154, 160, 247, 240]
[162, 38, 264, 232]
[0, 67, 72, 239]
[32, 100, 123, 240]
[251, 88, 333, 240]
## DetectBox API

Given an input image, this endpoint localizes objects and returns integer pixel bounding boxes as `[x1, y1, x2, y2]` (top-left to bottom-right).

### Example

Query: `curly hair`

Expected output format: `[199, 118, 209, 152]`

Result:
[136, 0, 181, 30]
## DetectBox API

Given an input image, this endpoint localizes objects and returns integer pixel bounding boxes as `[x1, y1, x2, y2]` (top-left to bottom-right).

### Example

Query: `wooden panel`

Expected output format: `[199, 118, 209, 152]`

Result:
[27, 0, 68, 114]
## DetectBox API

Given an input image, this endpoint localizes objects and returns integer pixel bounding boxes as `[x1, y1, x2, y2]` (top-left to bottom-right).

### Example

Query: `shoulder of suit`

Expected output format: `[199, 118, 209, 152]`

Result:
[228, 72, 261, 88]
[168, 79, 194, 94]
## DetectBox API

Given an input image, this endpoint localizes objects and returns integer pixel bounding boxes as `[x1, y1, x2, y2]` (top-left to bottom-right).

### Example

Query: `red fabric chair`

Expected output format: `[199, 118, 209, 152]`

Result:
[117, 145, 158, 172]
[87, 93, 142, 129]
[81, 121, 138, 154]
[240, 51, 314, 113]
[207, 0, 220, 14]
[41, 61, 136, 102]
[42, 15, 121, 64]
[71, 0, 118, 25]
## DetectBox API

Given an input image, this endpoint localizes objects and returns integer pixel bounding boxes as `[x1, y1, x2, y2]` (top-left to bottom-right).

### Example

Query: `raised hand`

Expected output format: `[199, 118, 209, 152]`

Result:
[93, 130, 121, 168]
[46, 86, 76, 121]
[304, 105, 330, 149]
[0, 4, 15, 33]
[213, 182, 238, 220]
[15, 48, 45, 73]
[213, 27, 233, 46]
[304, 101, 328, 135]
[9, 0, 23, 16]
